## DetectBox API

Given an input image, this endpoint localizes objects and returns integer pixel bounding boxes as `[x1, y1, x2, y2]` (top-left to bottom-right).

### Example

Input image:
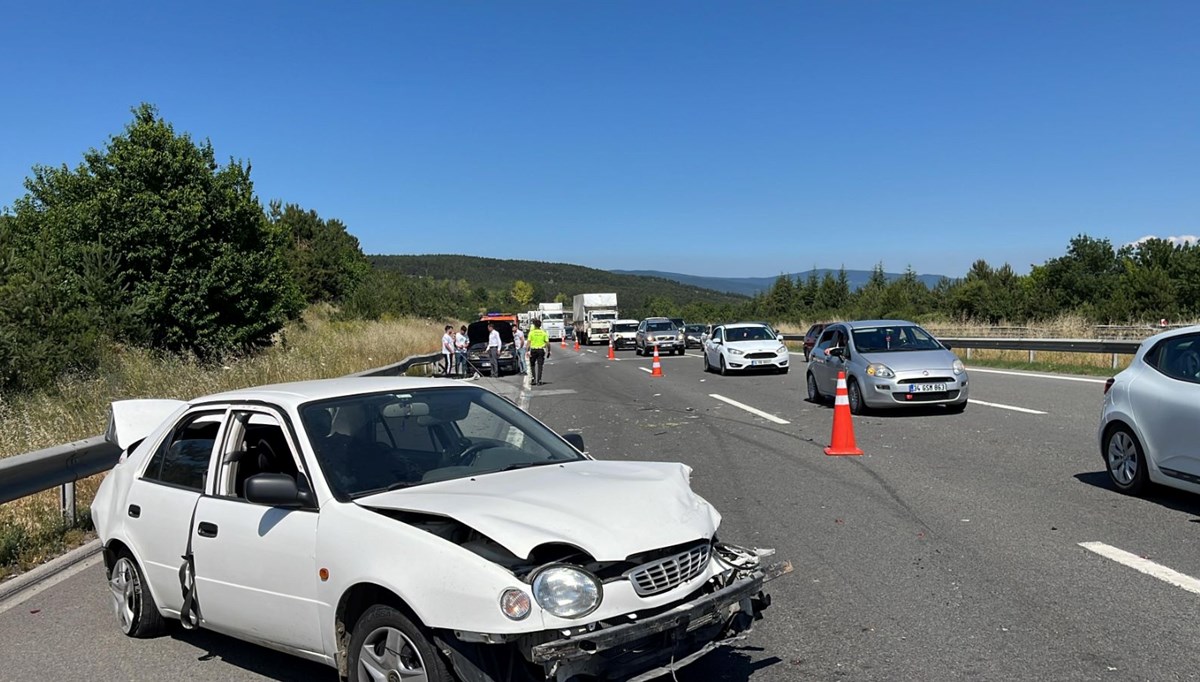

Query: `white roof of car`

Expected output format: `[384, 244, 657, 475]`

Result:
[722, 322, 773, 329]
[194, 376, 469, 410]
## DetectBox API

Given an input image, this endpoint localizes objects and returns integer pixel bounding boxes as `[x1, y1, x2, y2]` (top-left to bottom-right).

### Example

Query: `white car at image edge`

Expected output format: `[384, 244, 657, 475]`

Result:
[1099, 324, 1200, 496]
[92, 376, 790, 682]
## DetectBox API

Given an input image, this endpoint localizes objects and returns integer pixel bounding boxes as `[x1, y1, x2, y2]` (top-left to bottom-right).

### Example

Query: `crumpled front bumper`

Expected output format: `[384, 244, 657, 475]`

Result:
[530, 560, 792, 681]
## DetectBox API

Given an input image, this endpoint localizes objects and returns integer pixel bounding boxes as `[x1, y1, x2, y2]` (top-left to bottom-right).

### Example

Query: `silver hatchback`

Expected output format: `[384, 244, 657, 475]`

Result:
[806, 320, 968, 414]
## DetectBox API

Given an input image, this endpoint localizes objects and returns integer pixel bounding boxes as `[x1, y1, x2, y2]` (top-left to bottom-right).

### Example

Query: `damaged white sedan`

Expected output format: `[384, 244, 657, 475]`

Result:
[92, 377, 789, 681]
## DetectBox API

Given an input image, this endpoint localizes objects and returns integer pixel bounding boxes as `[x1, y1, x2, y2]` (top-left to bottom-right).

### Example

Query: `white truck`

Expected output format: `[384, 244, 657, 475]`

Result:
[572, 293, 619, 345]
[536, 302, 567, 341]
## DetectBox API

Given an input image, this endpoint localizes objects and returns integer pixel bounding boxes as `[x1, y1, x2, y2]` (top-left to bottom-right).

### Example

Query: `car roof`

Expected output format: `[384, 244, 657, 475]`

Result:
[194, 376, 470, 411]
[836, 319, 919, 329]
[721, 322, 773, 329]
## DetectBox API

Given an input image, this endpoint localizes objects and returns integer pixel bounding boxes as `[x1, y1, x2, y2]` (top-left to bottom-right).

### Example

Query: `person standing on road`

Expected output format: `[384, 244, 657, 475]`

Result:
[513, 325, 528, 376]
[487, 322, 502, 377]
[440, 325, 455, 376]
[455, 325, 469, 378]
[527, 318, 551, 385]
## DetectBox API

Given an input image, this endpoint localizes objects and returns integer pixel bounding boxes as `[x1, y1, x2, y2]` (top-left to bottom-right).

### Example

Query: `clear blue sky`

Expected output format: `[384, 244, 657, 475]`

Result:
[2, 1, 1196, 278]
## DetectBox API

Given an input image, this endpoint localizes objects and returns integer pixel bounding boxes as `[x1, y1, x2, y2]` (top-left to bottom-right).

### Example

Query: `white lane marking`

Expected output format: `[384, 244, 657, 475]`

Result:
[586, 349, 597, 354]
[968, 399, 1047, 415]
[639, 367, 653, 374]
[709, 394, 791, 424]
[967, 367, 1107, 384]
[1080, 542, 1200, 596]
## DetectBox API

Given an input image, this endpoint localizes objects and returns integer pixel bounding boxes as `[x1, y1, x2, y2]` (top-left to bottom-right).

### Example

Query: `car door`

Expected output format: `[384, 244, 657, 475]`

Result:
[189, 407, 324, 655]
[707, 326, 724, 366]
[1132, 333, 1200, 479]
[811, 327, 846, 392]
[123, 409, 227, 615]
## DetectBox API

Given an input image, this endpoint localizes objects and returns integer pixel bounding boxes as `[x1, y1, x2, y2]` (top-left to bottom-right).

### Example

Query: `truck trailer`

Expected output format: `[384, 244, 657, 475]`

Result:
[572, 293, 619, 345]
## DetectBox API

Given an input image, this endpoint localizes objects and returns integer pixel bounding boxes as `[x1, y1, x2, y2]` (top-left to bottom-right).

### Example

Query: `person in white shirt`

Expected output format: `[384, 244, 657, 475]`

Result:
[455, 325, 469, 378]
[486, 323, 502, 376]
[512, 326, 527, 375]
[440, 325, 455, 376]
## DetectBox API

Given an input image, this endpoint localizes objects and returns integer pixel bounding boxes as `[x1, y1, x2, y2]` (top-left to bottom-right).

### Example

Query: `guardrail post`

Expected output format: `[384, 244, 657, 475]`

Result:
[965, 347, 972, 360]
[60, 481, 76, 526]
[1028, 349, 1036, 363]
[1111, 353, 1118, 370]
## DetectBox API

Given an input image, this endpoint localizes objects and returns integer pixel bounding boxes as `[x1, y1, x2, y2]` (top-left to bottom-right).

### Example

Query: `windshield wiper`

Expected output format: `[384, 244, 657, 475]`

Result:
[498, 461, 561, 472]
[350, 481, 416, 499]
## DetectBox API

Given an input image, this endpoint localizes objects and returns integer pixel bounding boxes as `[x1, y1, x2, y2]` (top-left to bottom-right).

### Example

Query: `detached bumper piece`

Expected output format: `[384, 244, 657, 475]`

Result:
[529, 561, 791, 681]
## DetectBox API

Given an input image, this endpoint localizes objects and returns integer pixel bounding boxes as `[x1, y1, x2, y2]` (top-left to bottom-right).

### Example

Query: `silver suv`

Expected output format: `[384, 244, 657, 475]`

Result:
[636, 317, 686, 356]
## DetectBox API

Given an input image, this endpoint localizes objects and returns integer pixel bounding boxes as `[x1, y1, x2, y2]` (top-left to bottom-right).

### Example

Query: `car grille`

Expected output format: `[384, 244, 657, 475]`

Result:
[745, 352, 776, 359]
[900, 376, 954, 384]
[627, 543, 711, 597]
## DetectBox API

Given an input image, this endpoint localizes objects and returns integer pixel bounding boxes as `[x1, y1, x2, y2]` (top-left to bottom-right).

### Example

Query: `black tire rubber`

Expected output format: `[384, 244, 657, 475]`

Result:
[347, 605, 454, 682]
[847, 378, 867, 415]
[779, 367, 789, 375]
[806, 372, 823, 403]
[109, 550, 166, 638]
[702, 352, 710, 372]
[946, 401, 967, 414]
[719, 356, 728, 376]
[1104, 425, 1149, 495]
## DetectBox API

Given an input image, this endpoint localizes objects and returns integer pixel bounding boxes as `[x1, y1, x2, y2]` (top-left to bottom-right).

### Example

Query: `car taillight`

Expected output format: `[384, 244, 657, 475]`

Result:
[1103, 377, 1115, 395]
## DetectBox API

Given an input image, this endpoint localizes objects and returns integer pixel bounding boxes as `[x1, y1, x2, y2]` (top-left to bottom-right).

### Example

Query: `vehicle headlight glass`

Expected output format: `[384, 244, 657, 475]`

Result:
[866, 363, 895, 378]
[531, 565, 602, 619]
[952, 359, 965, 375]
[729, 348, 744, 355]
[777, 345, 788, 355]
[499, 588, 531, 620]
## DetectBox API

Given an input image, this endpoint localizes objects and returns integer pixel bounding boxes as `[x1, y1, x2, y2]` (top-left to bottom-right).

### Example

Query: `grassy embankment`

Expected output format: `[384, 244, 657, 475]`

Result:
[0, 307, 441, 577]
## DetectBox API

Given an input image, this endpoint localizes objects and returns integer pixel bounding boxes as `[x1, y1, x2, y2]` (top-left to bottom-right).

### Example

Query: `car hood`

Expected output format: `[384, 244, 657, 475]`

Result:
[725, 339, 782, 351]
[356, 460, 721, 561]
[857, 348, 959, 372]
[467, 321, 514, 346]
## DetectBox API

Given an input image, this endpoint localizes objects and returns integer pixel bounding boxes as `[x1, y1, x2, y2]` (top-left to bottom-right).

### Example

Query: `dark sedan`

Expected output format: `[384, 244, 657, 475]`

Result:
[466, 320, 518, 376]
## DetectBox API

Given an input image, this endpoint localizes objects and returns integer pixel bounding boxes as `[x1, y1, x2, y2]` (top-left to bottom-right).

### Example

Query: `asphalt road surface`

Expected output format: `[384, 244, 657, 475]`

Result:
[3, 348, 1199, 681]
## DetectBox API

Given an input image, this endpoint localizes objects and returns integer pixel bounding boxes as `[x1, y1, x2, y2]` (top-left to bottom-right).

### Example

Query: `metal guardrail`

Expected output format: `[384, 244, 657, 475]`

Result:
[781, 334, 1143, 367]
[0, 350, 446, 521]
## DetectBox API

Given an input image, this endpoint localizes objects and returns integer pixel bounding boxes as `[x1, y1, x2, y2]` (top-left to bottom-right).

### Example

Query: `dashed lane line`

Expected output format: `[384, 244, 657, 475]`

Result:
[967, 367, 1107, 384]
[968, 399, 1047, 415]
[708, 394, 791, 425]
[1080, 541, 1200, 596]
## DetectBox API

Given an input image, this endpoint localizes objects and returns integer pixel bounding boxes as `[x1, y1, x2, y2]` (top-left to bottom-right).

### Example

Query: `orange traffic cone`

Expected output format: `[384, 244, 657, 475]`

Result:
[574, 338, 581, 352]
[561, 337, 567, 349]
[607, 341, 615, 361]
[824, 371, 863, 456]
[650, 345, 664, 377]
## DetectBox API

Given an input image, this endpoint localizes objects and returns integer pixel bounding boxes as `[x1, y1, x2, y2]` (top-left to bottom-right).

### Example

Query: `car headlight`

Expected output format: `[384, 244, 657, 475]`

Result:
[531, 565, 602, 619]
[777, 345, 788, 355]
[728, 348, 744, 355]
[952, 359, 965, 375]
[866, 363, 895, 378]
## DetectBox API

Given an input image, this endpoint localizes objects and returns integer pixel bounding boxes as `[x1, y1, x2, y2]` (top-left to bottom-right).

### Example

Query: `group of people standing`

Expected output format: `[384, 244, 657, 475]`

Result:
[439, 319, 552, 384]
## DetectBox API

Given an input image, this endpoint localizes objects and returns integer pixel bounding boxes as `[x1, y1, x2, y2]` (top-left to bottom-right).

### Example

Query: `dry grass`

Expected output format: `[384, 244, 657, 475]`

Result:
[0, 306, 442, 575]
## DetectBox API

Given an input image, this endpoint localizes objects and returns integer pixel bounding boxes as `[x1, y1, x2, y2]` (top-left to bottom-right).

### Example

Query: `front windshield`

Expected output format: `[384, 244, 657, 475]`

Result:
[725, 326, 776, 342]
[685, 325, 705, 333]
[851, 325, 942, 352]
[301, 387, 586, 498]
[646, 321, 676, 332]
[593, 312, 617, 320]
[612, 323, 638, 332]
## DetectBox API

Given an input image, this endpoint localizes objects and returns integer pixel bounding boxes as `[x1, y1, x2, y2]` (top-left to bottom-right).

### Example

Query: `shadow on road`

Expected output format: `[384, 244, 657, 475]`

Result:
[173, 626, 335, 680]
[1074, 471, 1200, 518]
[674, 646, 783, 680]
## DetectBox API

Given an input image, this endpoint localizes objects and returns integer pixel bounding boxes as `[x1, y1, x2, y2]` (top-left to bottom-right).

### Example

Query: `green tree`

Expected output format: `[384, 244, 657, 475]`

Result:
[9, 103, 302, 359]
[270, 201, 368, 304]
[511, 279, 535, 309]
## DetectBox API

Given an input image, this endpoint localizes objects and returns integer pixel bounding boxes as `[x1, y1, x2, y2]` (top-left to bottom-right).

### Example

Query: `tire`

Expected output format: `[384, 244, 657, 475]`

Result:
[806, 372, 823, 403]
[946, 401, 967, 414]
[348, 605, 454, 682]
[1104, 425, 1148, 495]
[702, 352, 710, 372]
[108, 550, 166, 638]
[847, 378, 867, 415]
[779, 367, 789, 375]
[719, 356, 728, 376]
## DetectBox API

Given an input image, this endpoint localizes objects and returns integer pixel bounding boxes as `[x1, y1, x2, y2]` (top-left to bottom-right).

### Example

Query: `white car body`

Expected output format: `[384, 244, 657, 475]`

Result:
[1099, 324, 1200, 496]
[93, 377, 786, 681]
[703, 323, 790, 374]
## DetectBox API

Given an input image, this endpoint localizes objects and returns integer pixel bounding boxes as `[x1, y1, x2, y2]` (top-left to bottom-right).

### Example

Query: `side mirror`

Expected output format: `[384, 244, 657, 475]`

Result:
[942, 342, 952, 350]
[563, 432, 586, 452]
[245, 473, 303, 507]
[827, 346, 844, 358]
[777, 334, 786, 342]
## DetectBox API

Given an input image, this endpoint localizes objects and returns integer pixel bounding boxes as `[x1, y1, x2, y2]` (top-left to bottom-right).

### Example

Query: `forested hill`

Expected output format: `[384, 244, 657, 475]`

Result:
[369, 254, 749, 318]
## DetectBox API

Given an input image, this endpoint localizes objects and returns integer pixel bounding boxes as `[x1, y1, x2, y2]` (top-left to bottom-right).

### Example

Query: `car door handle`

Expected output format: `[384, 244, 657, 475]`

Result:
[197, 522, 219, 538]
[127, 504, 140, 518]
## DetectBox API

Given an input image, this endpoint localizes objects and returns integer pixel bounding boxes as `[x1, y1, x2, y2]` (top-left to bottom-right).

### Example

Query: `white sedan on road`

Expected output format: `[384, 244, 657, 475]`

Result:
[702, 323, 790, 375]
[1100, 325, 1200, 496]
[93, 377, 787, 682]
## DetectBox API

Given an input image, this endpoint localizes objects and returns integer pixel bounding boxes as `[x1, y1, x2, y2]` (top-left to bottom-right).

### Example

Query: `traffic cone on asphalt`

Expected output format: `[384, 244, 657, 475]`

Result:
[824, 371, 863, 456]
[561, 337, 567, 349]
[607, 341, 615, 361]
[650, 346, 664, 377]
[574, 338, 581, 352]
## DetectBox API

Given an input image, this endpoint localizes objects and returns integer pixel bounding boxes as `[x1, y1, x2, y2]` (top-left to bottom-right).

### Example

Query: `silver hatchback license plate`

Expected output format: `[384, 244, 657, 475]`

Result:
[907, 382, 946, 393]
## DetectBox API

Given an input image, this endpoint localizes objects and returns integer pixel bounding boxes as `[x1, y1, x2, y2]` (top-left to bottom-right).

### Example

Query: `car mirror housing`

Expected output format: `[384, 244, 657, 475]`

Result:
[245, 473, 303, 507]
[827, 346, 844, 358]
[563, 432, 586, 452]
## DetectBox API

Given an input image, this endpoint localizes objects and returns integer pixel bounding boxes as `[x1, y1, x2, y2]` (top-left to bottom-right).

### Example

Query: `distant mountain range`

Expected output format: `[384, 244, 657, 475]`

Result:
[609, 269, 951, 296]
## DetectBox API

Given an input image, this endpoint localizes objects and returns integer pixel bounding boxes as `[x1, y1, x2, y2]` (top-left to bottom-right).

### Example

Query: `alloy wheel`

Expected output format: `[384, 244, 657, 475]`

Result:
[358, 626, 430, 682]
[109, 557, 139, 634]
[1107, 429, 1139, 487]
